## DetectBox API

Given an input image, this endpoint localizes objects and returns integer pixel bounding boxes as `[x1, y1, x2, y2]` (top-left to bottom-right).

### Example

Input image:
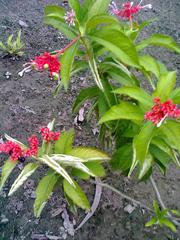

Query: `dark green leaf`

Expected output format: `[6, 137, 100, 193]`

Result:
[73, 86, 99, 113]
[111, 144, 133, 172]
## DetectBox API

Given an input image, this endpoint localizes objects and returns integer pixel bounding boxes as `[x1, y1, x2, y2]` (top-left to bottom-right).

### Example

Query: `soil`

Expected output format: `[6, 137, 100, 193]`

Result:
[0, 0, 180, 239]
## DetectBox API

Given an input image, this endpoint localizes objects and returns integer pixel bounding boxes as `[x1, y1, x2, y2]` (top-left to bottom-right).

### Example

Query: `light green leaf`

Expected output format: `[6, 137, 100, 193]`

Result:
[137, 34, 180, 53]
[39, 155, 74, 186]
[139, 55, 161, 79]
[68, 147, 110, 161]
[50, 154, 95, 177]
[71, 168, 90, 180]
[138, 153, 153, 179]
[129, 122, 156, 176]
[72, 86, 99, 113]
[99, 101, 144, 124]
[85, 162, 105, 177]
[0, 41, 7, 50]
[89, 57, 104, 90]
[61, 41, 79, 90]
[86, 14, 119, 32]
[0, 159, 17, 190]
[8, 163, 39, 196]
[113, 86, 152, 110]
[63, 179, 90, 210]
[154, 71, 176, 101]
[91, 26, 139, 67]
[145, 217, 158, 227]
[160, 120, 180, 153]
[87, 0, 111, 20]
[54, 129, 74, 154]
[34, 172, 59, 218]
[160, 218, 177, 233]
[170, 87, 180, 104]
[44, 5, 65, 19]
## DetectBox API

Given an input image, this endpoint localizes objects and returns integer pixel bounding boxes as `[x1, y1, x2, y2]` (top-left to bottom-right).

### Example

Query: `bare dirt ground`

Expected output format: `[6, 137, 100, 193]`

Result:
[0, 0, 180, 239]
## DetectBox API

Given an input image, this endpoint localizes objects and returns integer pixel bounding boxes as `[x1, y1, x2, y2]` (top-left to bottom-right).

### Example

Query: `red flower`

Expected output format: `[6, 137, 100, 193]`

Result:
[145, 97, 180, 125]
[0, 141, 23, 161]
[0, 135, 39, 161]
[39, 127, 60, 142]
[110, 1, 152, 20]
[32, 52, 61, 77]
[24, 135, 39, 157]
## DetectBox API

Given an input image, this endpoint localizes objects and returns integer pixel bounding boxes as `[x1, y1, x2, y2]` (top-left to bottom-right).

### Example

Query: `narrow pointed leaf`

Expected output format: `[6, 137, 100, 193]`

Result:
[138, 154, 153, 179]
[61, 41, 79, 90]
[137, 34, 180, 53]
[0, 159, 17, 190]
[39, 155, 74, 186]
[34, 172, 59, 218]
[8, 163, 39, 196]
[89, 57, 104, 90]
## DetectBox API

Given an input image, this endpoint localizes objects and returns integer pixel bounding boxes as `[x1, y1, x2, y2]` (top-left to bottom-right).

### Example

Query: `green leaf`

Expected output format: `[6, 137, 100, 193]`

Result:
[139, 55, 161, 79]
[154, 71, 176, 101]
[61, 41, 79, 90]
[160, 120, 180, 153]
[170, 87, 180, 104]
[63, 179, 90, 210]
[153, 200, 160, 215]
[44, 5, 65, 19]
[113, 86, 152, 110]
[71, 168, 90, 180]
[7, 34, 13, 47]
[145, 217, 158, 227]
[111, 144, 133, 172]
[71, 60, 89, 75]
[72, 86, 99, 113]
[8, 163, 39, 196]
[160, 218, 177, 232]
[87, 0, 111, 20]
[99, 101, 144, 124]
[138, 153, 153, 179]
[129, 122, 156, 176]
[89, 57, 104, 90]
[0, 159, 17, 190]
[137, 34, 180, 53]
[44, 15, 76, 39]
[68, 0, 81, 22]
[85, 161, 105, 177]
[68, 147, 110, 161]
[50, 154, 96, 177]
[86, 14, 119, 32]
[91, 27, 139, 68]
[34, 171, 59, 218]
[39, 155, 74, 186]
[0, 41, 7, 50]
[54, 129, 74, 154]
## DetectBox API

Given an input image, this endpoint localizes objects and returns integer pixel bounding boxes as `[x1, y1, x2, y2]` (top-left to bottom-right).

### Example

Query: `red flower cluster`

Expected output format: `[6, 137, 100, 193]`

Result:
[39, 127, 60, 142]
[110, 1, 152, 21]
[32, 52, 61, 77]
[145, 97, 180, 125]
[0, 135, 39, 161]
[24, 135, 39, 157]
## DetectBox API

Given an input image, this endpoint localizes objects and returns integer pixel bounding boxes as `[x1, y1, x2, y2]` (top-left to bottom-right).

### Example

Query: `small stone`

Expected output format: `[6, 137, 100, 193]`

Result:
[124, 204, 135, 214]
[4, 71, 12, 79]
[19, 20, 28, 27]
[1, 215, 9, 224]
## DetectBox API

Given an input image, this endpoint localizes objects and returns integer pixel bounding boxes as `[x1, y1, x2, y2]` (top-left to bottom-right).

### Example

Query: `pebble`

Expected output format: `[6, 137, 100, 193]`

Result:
[124, 204, 136, 214]
[0, 215, 9, 224]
